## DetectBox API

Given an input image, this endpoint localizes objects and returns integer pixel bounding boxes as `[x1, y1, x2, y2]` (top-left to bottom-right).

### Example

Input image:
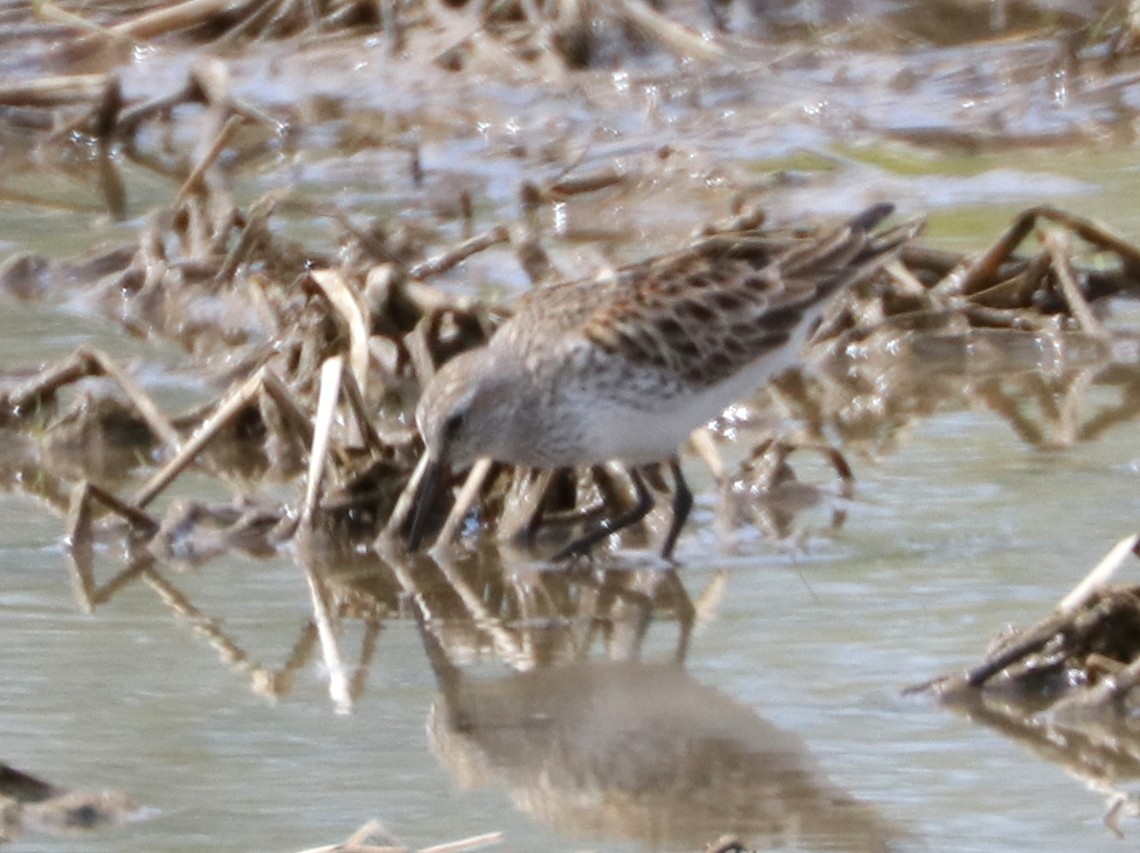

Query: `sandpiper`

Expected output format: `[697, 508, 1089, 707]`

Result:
[409, 203, 912, 559]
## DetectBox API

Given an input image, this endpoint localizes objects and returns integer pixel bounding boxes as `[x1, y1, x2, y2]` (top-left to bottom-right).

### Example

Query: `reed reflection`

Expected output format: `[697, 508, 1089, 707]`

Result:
[66, 489, 899, 850]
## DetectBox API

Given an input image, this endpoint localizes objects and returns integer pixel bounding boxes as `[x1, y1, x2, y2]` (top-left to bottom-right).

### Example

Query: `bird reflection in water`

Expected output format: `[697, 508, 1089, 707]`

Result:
[67, 525, 906, 852]
[408, 552, 905, 853]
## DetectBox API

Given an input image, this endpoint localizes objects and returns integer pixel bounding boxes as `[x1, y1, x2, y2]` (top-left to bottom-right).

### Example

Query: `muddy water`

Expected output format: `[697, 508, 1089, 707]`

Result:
[5, 12, 1140, 853]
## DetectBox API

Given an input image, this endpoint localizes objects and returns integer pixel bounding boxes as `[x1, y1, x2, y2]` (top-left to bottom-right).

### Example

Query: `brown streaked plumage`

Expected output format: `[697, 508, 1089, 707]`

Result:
[410, 203, 915, 559]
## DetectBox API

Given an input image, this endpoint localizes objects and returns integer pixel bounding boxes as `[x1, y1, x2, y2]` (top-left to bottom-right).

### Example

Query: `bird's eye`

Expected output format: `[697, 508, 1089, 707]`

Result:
[443, 411, 465, 437]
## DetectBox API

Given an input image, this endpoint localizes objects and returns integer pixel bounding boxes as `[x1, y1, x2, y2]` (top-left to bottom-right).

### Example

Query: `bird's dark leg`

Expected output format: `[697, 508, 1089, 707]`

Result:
[552, 468, 654, 560]
[660, 457, 692, 560]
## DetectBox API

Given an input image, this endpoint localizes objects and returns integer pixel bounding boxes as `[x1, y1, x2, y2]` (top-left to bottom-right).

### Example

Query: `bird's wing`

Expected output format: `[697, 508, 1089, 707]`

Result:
[497, 205, 912, 387]
[581, 207, 909, 387]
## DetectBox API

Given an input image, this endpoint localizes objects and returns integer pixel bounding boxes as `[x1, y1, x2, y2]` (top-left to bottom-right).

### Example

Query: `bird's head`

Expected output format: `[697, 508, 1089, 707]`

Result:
[407, 346, 517, 551]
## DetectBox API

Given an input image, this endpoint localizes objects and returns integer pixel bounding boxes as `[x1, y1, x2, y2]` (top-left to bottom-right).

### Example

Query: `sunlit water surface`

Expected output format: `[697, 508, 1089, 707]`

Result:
[3, 110, 1140, 853]
[2, 390, 1138, 853]
[2, 288, 1140, 853]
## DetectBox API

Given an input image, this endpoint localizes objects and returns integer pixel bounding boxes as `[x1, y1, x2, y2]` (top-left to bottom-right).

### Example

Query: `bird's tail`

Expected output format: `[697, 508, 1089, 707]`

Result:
[778, 202, 921, 292]
[804, 204, 925, 342]
[846, 202, 897, 233]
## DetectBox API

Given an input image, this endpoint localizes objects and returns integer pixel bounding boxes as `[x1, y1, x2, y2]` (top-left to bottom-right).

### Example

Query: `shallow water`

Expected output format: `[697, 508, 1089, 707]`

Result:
[0, 289, 1138, 852]
[1, 380, 1139, 853]
[5, 7, 1140, 850]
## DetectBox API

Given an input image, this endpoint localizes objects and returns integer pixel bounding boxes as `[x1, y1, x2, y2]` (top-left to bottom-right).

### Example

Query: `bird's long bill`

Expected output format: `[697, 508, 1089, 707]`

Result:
[406, 457, 443, 553]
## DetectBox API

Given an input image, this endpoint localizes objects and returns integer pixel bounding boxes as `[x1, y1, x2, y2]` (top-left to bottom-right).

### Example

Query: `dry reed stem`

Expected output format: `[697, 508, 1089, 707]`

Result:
[175, 113, 245, 202]
[67, 480, 159, 537]
[0, 74, 108, 106]
[1057, 534, 1140, 615]
[433, 457, 494, 549]
[337, 365, 386, 454]
[494, 467, 552, 544]
[106, 0, 248, 39]
[919, 535, 1140, 694]
[1043, 228, 1105, 337]
[132, 367, 271, 507]
[418, 832, 503, 852]
[84, 349, 182, 447]
[310, 270, 373, 398]
[408, 226, 511, 280]
[34, 1, 122, 37]
[300, 356, 344, 524]
[6, 349, 175, 448]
